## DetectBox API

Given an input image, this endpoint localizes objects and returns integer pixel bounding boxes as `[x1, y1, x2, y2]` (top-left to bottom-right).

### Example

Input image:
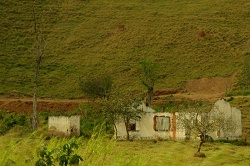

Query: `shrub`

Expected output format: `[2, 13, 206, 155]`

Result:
[0, 112, 27, 135]
[79, 74, 112, 99]
[36, 140, 83, 166]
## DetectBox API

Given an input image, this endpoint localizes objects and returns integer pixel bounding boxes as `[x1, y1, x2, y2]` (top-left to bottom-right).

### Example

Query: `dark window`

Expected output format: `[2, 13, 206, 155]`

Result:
[127, 119, 140, 131]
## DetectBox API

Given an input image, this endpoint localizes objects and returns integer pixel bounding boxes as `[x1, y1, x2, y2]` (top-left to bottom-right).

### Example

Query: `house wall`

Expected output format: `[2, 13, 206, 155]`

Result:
[48, 116, 80, 136]
[208, 99, 242, 139]
[69, 116, 81, 136]
[115, 100, 242, 141]
[115, 112, 187, 140]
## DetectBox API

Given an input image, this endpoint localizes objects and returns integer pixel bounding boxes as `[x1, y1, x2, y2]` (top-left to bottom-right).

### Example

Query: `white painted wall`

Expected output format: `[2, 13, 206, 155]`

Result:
[48, 116, 80, 136]
[115, 100, 242, 141]
[115, 111, 186, 140]
[208, 99, 242, 139]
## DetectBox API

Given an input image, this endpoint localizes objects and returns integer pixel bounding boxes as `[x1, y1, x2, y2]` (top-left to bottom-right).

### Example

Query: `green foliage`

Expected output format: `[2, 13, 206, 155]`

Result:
[1, 127, 250, 166]
[77, 104, 113, 138]
[214, 139, 249, 146]
[0, 111, 27, 135]
[36, 147, 54, 166]
[36, 140, 83, 166]
[57, 141, 83, 166]
[79, 74, 113, 99]
[139, 59, 163, 106]
[139, 60, 162, 89]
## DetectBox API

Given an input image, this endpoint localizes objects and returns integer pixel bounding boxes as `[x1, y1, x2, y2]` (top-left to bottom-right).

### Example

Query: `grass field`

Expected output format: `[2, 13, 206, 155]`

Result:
[1, 0, 250, 98]
[1, 1, 250, 165]
[0, 128, 250, 166]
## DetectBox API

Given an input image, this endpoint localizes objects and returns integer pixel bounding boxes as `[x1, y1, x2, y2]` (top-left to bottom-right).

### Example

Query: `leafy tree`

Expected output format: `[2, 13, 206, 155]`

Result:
[118, 94, 142, 141]
[98, 91, 143, 140]
[98, 94, 121, 138]
[139, 60, 162, 107]
[79, 74, 112, 100]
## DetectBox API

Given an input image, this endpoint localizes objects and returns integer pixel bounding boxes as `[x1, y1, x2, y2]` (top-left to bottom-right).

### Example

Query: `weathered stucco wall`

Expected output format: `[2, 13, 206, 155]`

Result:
[116, 112, 188, 140]
[48, 116, 80, 136]
[208, 99, 242, 139]
[115, 100, 242, 141]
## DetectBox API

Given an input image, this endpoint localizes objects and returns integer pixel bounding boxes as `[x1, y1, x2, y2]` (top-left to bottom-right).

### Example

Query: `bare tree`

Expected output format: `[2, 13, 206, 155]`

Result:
[32, 0, 46, 131]
[177, 103, 233, 157]
[177, 103, 236, 157]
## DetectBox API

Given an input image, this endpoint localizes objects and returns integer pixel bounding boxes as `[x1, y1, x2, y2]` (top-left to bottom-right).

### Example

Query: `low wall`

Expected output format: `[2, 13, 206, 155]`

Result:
[48, 116, 80, 136]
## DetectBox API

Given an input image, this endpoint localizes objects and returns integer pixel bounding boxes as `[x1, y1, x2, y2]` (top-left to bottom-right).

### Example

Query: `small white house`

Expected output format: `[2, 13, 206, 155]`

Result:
[48, 116, 80, 136]
[115, 99, 242, 141]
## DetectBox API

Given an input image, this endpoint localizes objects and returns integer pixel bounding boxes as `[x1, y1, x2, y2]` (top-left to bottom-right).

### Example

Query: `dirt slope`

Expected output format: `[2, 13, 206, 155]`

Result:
[0, 98, 87, 114]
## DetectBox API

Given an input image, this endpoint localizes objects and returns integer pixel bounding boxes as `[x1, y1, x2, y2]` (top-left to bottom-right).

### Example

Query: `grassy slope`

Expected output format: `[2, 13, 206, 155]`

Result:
[0, 0, 250, 98]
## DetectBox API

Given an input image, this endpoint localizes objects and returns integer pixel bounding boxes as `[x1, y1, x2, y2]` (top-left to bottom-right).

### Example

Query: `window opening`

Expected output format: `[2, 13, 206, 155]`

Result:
[154, 116, 170, 131]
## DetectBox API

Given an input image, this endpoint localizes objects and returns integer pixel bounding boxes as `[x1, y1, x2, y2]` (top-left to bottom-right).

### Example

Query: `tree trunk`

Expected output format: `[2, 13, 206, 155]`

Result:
[114, 123, 117, 139]
[32, 59, 40, 131]
[197, 134, 205, 152]
[126, 129, 130, 141]
[32, 4, 45, 131]
[146, 88, 153, 107]
[125, 120, 130, 140]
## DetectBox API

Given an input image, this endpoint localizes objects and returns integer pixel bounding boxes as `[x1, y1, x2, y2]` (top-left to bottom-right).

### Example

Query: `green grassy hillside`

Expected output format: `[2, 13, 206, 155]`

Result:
[0, 0, 249, 98]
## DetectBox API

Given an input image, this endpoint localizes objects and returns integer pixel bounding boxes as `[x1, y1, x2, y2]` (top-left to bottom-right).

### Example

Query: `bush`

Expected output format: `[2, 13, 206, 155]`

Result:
[0, 112, 27, 135]
[36, 140, 83, 166]
[79, 74, 112, 99]
[215, 139, 249, 146]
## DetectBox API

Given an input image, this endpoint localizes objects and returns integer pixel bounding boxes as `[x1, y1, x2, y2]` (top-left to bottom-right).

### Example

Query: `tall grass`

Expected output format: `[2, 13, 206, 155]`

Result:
[0, 125, 250, 166]
[0, 124, 148, 166]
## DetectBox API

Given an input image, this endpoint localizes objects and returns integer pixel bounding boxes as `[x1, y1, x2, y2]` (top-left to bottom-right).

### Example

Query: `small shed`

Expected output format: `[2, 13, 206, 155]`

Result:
[48, 116, 80, 136]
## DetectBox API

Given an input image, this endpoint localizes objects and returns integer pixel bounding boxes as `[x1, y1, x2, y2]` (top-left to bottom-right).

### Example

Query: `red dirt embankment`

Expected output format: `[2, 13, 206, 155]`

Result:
[0, 75, 244, 114]
[0, 98, 86, 114]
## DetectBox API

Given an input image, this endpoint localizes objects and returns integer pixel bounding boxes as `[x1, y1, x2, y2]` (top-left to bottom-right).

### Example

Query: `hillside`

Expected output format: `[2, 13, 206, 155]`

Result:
[0, 0, 250, 98]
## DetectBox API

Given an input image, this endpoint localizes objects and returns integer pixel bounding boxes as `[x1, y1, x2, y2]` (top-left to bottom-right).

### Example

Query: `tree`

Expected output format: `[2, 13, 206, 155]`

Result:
[79, 74, 112, 100]
[32, 0, 47, 131]
[116, 93, 142, 140]
[139, 60, 162, 107]
[98, 93, 120, 138]
[177, 102, 237, 157]
[99, 91, 143, 140]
